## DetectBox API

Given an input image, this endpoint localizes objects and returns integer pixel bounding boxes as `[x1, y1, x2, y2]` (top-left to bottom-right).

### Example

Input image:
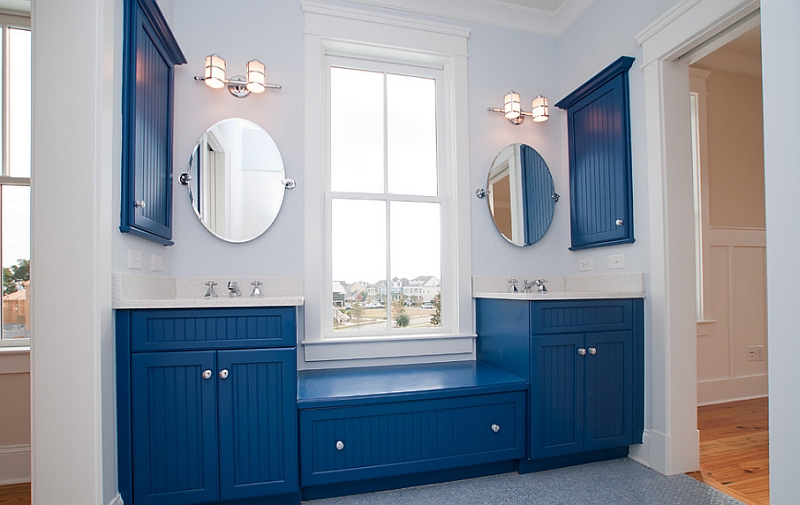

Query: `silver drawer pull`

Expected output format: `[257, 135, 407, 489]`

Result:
[335, 440, 345, 451]
[134, 200, 146, 209]
[491, 424, 500, 433]
[577, 348, 587, 356]
[218, 369, 229, 379]
[202, 370, 212, 380]
[616, 219, 624, 226]
[588, 347, 597, 355]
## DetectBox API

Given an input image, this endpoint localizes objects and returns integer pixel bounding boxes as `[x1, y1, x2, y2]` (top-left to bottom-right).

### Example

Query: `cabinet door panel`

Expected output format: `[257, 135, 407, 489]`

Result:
[530, 334, 584, 459]
[217, 348, 298, 500]
[584, 331, 633, 451]
[131, 351, 219, 505]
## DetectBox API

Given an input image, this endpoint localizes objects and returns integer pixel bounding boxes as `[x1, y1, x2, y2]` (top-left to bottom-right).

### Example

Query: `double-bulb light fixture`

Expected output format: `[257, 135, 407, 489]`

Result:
[194, 54, 281, 98]
[488, 91, 549, 124]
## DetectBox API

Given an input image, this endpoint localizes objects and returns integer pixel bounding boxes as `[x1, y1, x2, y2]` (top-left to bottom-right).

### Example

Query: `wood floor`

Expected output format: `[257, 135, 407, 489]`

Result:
[689, 397, 770, 505]
[0, 398, 770, 505]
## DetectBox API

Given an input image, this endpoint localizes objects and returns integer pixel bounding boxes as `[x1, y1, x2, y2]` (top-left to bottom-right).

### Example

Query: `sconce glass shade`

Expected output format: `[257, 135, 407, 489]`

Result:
[204, 54, 226, 89]
[504, 91, 521, 122]
[246, 59, 267, 93]
[531, 95, 549, 122]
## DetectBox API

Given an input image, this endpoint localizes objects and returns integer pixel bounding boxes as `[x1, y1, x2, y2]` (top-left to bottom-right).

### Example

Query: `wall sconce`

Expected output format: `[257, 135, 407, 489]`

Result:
[488, 91, 549, 124]
[194, 54, 281, 98]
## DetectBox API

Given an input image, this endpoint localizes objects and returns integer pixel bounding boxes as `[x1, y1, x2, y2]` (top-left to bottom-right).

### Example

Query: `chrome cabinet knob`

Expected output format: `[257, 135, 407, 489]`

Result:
[491, 424, 500, 433]
[335, 440, 345, 451]
[615, 219, 624, 226]
[577, 348, 587, 356]
[134, 200, 146, 209]
[588, 347, 597, 355]
[202, 370, 212, 380]
[219, 369, 229, 379]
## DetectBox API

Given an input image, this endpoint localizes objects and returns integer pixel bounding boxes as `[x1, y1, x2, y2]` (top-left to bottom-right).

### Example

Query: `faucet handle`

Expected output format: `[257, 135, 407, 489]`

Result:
[251, 280, 263, 297]
[508, 278, 518, 293]
[204, 281, 218, 298]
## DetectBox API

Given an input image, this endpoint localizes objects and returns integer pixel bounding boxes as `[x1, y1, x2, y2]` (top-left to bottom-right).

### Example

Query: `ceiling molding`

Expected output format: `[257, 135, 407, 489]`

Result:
[342, 0, 598, 38]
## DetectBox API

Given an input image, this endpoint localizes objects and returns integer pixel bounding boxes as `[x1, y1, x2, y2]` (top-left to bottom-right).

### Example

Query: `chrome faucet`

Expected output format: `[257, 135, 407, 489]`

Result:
[534, 279, 547, 293]
[522, 280, 536, 293]
[508, 278, 519, 293]
[204, 281, 218, 297]
[227, 281, 242, 297]
[251, 280, 263, 297]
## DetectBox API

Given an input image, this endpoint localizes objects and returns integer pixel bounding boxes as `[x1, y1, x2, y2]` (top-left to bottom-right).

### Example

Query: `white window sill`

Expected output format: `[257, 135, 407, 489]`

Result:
[302, 333, 476, 362]
[0, 346, 31, 374]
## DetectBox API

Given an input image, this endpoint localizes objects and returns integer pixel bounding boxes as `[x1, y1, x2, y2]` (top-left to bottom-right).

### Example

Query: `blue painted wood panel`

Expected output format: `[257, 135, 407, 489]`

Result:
[530, 299, 633, 335]
[298, 361, 527, 409]
[584, 331, 633, 451]
[299, 392, 525, 486]
[556, 56, 634, 250]
[519, 145, 556, 245]
[475, 299, 531, 380]
[529, 333, 584, 459]
[130, 307, 296, 351]
[120, 0, 185, 245]
[131, 351, 219, 505]
[217, 349, 298, 500]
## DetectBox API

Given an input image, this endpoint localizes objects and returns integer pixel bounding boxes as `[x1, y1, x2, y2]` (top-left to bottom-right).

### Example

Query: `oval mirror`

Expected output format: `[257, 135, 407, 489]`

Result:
[184, 118, 288, 243]
[486, 143, 556, 246]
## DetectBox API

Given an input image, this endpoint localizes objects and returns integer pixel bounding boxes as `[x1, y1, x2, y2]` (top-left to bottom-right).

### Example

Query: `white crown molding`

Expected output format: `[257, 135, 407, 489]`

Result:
[339, 0, 597, 38]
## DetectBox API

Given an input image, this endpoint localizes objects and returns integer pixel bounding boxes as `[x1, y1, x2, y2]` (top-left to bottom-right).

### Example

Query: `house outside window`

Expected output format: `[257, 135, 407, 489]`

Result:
[0, 12, 31, 348]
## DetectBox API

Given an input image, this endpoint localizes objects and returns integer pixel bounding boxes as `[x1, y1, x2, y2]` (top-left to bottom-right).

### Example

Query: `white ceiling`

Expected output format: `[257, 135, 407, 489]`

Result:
[344, 0, 598, 37]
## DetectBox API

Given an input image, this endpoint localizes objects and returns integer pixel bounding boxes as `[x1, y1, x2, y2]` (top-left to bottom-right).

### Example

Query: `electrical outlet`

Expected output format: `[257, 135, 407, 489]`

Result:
[127, 248, 142, 270]
[151, 253, 163, 272]
[747, 346, 756, 361]
[579, 258, 594, 272]
[609, 253, 626, 269]
[754, 345, 765, 361]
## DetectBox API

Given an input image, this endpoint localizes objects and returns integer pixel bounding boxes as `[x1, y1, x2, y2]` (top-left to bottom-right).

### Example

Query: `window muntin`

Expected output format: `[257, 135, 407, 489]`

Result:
[328, 61, 445, 337]
[0, 16, 31, 347]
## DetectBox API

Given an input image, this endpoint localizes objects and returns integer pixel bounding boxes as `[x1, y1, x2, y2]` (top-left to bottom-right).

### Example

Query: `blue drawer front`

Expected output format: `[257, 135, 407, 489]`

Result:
[531, 299, 632, 335]
[300, 392, 525, 486]
[130, 307, 296, 351]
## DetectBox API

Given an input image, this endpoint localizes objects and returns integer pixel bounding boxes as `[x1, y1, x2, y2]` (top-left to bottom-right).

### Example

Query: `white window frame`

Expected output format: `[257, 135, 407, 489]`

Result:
[0, 12, 31, 349]
[302, 1, 473, 364]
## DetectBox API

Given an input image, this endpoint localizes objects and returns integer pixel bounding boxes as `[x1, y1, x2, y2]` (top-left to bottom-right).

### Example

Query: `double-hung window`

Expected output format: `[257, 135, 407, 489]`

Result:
[328, 58, 444, 336]
[303, 2, 472, 362]
[0, 13, 31, 348]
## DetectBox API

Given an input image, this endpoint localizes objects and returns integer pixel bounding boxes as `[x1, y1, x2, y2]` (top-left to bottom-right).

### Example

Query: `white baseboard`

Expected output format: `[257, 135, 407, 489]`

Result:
[0, 444, 31, 485]
[107, 492, 123, 505]
[698, 375, 768, 405]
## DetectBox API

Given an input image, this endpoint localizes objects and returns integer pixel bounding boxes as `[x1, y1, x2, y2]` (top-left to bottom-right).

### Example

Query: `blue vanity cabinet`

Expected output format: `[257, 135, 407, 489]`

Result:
[120, 0, 186, 246]
[555, 56, 635, 250]
[117, 307, 299, 505]
[476, 298, 643, 467]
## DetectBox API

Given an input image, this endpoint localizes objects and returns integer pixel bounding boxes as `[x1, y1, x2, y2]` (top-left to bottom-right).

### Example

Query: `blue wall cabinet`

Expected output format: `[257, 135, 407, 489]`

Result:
[120, 0, 186, 245]
[476, 298, 643, 466]
[117, 308, 299, 505]
[555, 56, 635, 250]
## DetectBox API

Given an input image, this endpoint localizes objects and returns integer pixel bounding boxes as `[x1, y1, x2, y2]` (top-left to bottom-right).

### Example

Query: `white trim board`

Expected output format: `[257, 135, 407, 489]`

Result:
[0, 444, 30, 485]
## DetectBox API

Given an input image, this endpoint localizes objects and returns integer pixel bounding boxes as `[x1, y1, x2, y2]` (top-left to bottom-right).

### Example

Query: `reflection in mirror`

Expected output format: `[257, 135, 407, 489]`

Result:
[487, 143, 556, 246]
[186, 118, 286, 242]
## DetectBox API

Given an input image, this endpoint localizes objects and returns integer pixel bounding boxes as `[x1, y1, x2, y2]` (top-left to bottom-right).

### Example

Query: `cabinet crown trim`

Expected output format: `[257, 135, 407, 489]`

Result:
[133, 0, 187, 65]
[555, 56, 635, 110]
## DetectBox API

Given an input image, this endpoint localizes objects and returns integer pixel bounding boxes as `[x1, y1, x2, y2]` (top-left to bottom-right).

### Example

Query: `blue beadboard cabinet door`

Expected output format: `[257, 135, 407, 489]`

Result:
[120, 0, 186, 245]
[131, 351, 220, 505]
[555, 56, 635, 250]
[584, 331, 633, 452]
[529, 333, 585, 459]
[217, 349, 298, 500]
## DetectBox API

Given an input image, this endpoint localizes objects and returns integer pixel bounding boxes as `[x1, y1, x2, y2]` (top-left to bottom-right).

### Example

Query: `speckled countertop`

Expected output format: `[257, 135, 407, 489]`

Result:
[112, 274, 304, 309]
[472, 272, 645, 300]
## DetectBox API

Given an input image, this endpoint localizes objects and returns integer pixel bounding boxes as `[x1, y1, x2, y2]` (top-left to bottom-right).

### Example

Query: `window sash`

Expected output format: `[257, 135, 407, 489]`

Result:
[323, 57, 450, 339]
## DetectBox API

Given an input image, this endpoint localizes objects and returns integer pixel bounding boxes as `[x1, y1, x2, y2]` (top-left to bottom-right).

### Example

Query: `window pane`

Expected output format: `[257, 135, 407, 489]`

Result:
[2, 185, 30, 341]
[9, 28, 31, 178]
[330, 67, 384, 193]
[387, 74, 438, 196]
[390, 202, 441, 328]
[332, 199, 387, 331]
